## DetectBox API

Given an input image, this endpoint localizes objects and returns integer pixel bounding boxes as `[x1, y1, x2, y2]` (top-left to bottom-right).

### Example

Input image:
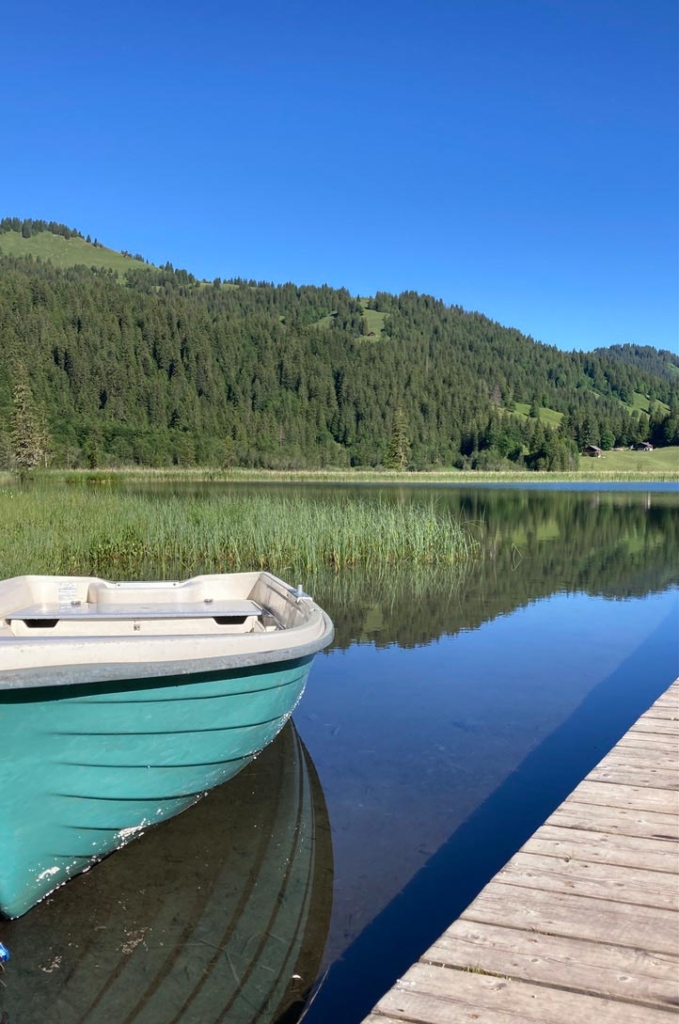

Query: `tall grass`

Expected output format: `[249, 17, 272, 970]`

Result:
[0, 484, 478, 580]
[39, 456, 679, 487]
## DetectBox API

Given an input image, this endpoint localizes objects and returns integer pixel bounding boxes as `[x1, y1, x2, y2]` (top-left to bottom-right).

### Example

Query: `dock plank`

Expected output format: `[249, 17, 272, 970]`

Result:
[639, 707, 678, 720]
[462, 880, 678, 954]
[613, 737, 679, 756]
[587, 764, 678, 790]
[614, 737, 679, 753]
[604, 749, 678, 767]
[589, 747, 678, 769]
[374, 964, 675, 1023]
[496, 850, 679, 909]
[360, 679, 679, 1024]
[426, 919, 678, 1009]
[626, 720, 679, 737]
[523, 824, 678, 873]
[566, 780, 678, 814]
[548, 800, 679, 839]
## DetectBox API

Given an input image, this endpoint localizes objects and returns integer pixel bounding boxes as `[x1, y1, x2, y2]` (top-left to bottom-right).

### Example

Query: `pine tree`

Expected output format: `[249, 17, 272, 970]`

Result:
[385, 408, 411, 469]
[11, 378, 49, 469]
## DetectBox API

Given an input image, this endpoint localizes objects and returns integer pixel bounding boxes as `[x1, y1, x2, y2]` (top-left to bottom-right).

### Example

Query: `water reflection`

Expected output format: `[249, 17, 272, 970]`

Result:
[288, 486, 677, 1022]
[299, 603, 678, 1024]
[307, 487, 679, 648]
[0, 723, 332, 1024]
[119, 481, 678, 648]
[5, 481, 676, 1024]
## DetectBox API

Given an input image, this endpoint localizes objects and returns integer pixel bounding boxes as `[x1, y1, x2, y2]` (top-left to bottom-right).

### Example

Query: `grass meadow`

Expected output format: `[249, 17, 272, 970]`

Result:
[576, 446, 678, 474]
[0, 230, 154, 276]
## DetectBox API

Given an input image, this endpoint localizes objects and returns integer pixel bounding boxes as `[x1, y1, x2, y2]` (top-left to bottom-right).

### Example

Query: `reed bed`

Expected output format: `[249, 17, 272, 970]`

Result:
[0, 484, 478, 579]
[36, 464, 679, 485]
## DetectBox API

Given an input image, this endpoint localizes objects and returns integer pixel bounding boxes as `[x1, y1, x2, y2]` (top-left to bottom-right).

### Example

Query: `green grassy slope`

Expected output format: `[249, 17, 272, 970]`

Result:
[512, 402, 564, 427]
[360, 308, 387, 337]
[630, 391, 670, 415]
[578, 446, 679, 474]
[313, 303, 387, 338]
[511, 393, 668, 425]
[0, 230, 154, 275]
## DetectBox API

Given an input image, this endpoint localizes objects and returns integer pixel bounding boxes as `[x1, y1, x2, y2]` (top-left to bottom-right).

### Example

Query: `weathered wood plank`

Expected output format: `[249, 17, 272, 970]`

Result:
[495, 851, 679, 909]
[588, 765, 678, 790]
[614, 749, 675, 765]
[644, 699, 679, 713]
[362, 1016, 404, 1024]
[568, 780, 678, 814]
[523, 825, 678, 873]
[646, 697, 679, 711]
[375, 964, 676, 1023]
[592, 747, 678, 769]
[614, 745, 679, 763]
[425, 919, 679, 1009]
[548, 800, 679, 840]
[627, 718, 679, 735]
[639, 707, 679, 720]
[614, 737, 679, 756]
[462, 880, 679, 954]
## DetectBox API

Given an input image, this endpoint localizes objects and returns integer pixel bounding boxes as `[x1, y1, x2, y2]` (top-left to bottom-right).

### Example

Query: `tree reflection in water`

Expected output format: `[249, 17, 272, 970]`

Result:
[310, 487, 679, 649]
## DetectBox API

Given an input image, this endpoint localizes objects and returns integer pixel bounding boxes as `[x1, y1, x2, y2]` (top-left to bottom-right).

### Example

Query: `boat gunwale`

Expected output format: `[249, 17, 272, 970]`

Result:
[0, 615, 333, 691]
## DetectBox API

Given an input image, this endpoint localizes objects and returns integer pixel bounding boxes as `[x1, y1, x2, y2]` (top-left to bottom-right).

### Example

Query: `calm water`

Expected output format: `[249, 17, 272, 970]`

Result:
[1, 483, 678, 1024]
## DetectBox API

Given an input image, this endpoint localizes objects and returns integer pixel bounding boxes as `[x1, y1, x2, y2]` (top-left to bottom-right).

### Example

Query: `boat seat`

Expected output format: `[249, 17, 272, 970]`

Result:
[6, 599, 263, 622]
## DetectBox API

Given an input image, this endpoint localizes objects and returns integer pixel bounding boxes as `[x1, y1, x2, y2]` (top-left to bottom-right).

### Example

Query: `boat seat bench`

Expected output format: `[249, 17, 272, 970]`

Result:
[6, 600, 264, 622]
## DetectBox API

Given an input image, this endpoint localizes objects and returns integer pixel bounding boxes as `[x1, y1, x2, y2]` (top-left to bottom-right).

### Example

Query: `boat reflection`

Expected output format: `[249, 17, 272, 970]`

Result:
[0, 722, 332, 1024]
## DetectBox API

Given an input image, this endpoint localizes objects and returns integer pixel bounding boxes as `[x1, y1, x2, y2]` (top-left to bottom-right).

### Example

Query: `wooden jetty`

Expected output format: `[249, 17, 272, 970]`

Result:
[362, 679, 679, 1023]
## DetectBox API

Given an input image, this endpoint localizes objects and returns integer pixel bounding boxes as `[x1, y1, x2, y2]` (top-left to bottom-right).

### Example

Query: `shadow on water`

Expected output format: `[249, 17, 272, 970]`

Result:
[299, 605, 678, 1024]
[0, 723, 333, 1024]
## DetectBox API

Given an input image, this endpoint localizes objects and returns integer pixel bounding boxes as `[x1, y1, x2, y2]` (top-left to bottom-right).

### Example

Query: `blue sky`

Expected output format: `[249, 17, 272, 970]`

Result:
[2, 0, 676, 352]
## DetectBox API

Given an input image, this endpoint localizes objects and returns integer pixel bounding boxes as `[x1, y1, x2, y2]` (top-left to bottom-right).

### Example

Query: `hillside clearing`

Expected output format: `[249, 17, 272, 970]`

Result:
[0, 230, 154, 276]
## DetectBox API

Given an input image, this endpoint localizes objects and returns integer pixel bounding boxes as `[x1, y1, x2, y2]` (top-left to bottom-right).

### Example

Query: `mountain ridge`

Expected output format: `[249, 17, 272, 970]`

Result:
[1, 218, 677, 471]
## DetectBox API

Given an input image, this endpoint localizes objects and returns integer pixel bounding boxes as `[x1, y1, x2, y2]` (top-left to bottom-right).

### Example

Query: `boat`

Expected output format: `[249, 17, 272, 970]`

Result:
[0, 572, 333, 919]
[0, 722, 334, 1024]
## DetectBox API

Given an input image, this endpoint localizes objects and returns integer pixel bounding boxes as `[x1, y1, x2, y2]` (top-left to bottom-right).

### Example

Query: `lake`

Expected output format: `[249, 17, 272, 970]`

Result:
[0, 481, 677, 1024]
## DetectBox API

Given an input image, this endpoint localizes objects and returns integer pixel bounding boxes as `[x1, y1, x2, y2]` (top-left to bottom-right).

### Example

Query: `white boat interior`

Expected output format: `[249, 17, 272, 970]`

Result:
[0, 573, 333, 686]
[2, 577, 280, 637]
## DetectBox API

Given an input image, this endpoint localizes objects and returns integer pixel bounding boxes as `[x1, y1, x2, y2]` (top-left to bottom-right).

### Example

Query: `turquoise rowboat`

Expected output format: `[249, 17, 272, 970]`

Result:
[0, 572, 333, 918]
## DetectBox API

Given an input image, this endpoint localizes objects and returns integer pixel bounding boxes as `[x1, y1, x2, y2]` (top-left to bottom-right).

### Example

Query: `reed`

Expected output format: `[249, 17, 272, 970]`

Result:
[30, 458, 679, 486]
[0, 483, 478, 579]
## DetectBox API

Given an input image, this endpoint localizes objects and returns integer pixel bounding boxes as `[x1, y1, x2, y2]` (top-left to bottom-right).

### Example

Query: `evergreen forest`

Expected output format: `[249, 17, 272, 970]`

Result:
[1, 220, 677, 471]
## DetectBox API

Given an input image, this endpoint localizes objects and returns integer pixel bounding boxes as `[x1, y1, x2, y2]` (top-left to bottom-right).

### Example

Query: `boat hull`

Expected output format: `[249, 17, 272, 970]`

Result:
[0, 656, 313, 919]
[0, 722, 333, 1024]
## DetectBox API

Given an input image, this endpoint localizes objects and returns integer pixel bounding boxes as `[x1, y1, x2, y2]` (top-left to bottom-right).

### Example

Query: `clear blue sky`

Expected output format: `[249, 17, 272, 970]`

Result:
[3, 0, 677, 352]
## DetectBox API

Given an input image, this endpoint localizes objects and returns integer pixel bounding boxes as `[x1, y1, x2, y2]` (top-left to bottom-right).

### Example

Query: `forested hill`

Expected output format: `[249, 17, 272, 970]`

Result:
[0, 221, 677, 471]
[592, 344, 679, 385]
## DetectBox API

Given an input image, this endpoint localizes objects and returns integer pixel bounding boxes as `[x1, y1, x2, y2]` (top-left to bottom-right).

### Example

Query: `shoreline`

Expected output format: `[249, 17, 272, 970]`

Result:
[1, 465, 677, 487]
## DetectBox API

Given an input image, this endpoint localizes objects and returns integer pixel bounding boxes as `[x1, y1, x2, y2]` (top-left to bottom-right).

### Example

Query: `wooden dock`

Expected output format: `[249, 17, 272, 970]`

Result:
[362, 678, 679, 1024]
